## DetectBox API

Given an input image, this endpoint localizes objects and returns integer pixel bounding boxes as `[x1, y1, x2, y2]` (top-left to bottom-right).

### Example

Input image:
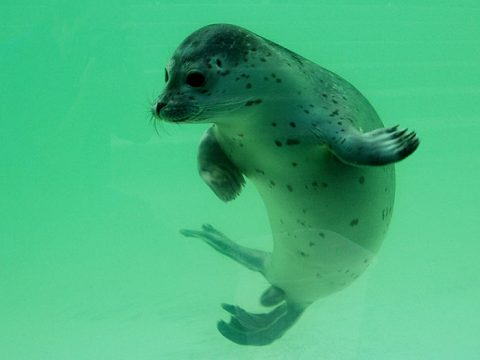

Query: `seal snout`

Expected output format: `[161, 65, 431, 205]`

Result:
[154, 101, 167, 117]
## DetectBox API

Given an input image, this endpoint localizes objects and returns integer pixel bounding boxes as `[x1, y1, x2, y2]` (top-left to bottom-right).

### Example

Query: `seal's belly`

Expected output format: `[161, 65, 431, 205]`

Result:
[215, 117, 395, 303]
[267, 228, 375, 303]
[249, 145, 395, 302]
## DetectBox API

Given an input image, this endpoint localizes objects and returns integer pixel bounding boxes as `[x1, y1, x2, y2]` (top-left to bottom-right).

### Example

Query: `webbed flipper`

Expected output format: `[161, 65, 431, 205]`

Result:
[180, 224, 305, 345]
[217, 302, 305, 346]
[198, 126, 245, 201]
[260, 285, 285, 307]
[312, 123, 420, 166]
[180, 224, 269, 275]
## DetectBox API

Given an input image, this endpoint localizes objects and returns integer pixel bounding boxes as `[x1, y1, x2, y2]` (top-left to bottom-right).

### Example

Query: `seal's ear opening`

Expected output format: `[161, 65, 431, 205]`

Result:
[186, 71, 206, 87]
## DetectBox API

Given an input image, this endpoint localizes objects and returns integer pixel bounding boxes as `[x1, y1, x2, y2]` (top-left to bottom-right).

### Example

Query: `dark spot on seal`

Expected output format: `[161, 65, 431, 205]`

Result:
[359, 176, 365, 184]
[269, 180, 276, 186]
[350, 218, 359, 226]
[299, 250, 308, 257]
[329, 109, 340, 117]
[289, 121, 296, 127]
[276, 78, 282, 83]
[292, 162, 298, 167]
[382, 207, 392, 220]
[255, 168, 265, 175]
[319, 232, 325, 238]
[182, 27, 256, 64]
[286, 138, 300, 146]
[271, 73, 276, 78]
[275, 140, 282, 147]
[260, 57, 267, 62]
[309, 241, 315, 247]
[304, 109, 310, 114]
[245, 99, 262, 106]
[321, 182, 328, 188]
[272, 122, 277, 127]
[246, 83, 252, 89]
[287, 184, 293, 192]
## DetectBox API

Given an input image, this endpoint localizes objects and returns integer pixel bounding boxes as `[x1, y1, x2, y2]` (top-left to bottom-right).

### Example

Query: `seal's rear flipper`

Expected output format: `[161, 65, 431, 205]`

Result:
[260, 285, 285, 307]
[217, 302, 305, 346]
[311, 123, 420, 166]
[180, 224, 269, 275]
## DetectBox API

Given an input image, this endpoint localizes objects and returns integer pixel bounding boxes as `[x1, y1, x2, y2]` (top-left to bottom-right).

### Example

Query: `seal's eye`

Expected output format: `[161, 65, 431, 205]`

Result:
[165, 69, 169, 83]
[186, 71, 206, 87]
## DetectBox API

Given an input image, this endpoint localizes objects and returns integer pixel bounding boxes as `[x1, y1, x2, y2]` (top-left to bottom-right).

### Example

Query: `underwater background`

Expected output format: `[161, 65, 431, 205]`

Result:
[1, 1, 479, 359]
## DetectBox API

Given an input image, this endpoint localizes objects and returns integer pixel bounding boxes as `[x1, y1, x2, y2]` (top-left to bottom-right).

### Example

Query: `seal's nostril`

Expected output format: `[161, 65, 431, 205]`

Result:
[155, 102, 167, 116]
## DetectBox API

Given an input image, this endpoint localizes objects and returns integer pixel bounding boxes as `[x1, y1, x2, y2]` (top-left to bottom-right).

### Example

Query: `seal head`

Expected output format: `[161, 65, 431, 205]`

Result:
[153, 24, 274, 123]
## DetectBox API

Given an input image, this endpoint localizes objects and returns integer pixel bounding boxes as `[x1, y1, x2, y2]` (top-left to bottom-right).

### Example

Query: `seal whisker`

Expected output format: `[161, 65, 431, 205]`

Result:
[149, 113, 161, 136]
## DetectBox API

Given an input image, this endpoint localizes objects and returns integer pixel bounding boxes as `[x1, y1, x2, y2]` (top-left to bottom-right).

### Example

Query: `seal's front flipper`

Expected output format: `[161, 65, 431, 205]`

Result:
[217, 302, 305, 346]
[312, 124, 420, 166]
[198, 126, 245, 202]
[180, 224, 269, 275]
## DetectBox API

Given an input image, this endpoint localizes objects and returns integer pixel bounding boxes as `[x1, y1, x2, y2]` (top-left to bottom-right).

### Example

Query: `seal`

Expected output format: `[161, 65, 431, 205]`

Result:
[153, 24, 420, 346]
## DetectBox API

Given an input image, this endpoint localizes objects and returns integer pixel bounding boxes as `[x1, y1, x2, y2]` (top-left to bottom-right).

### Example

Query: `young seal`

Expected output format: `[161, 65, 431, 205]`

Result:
[152, 24, 420, 346]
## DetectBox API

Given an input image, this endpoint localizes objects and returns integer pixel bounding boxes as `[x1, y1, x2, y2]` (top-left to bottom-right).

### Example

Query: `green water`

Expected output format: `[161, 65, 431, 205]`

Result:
[1, 1, 479, 358]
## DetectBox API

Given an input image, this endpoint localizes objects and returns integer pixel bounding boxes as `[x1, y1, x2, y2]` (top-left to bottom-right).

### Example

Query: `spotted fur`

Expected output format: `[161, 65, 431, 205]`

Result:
[155, 24, 419, 346]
